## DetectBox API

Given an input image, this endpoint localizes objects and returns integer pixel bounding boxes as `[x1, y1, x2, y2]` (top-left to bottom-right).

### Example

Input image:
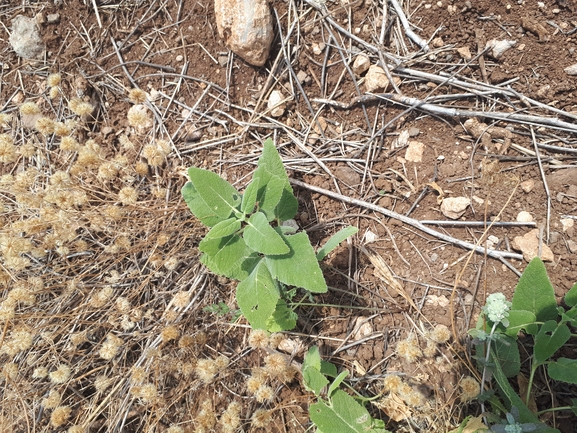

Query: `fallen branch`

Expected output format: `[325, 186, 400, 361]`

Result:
[289, 178, 523, 261]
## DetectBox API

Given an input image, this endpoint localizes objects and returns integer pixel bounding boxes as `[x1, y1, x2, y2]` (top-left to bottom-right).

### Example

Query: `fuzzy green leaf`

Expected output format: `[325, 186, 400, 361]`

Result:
[266, 299, 297, 331]
[186, 167, 241, 221]
[316, 226, 358, 261]
[254, 174, 286, 220]
[512, 257, 558, 322]
[310, 390, 387, 433]
[182, 182, 224, 227]
[236, 261, 280, 330]
[241, 177, 260, 214]
[199, 235, 259, 280]
[534, 320, 571, 364]
[565, 282, 577, 307]
[505, 310, 537, 337]
[265, 231, 327, 293]
[303, 346, 329, 396]
[547, 358, 577, 384]
[206, 217, 241, 239]
[328, 371, 349, 398]
[244, 212, 290, 255]
[493, 335, 521, 378]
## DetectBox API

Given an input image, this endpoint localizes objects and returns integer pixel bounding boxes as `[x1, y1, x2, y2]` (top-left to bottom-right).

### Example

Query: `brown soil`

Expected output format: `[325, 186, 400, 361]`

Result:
[0, 0, 576, 432]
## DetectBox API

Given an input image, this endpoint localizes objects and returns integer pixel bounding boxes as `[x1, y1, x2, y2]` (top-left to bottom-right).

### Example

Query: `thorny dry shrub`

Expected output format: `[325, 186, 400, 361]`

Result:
[0, 75, 300, 432]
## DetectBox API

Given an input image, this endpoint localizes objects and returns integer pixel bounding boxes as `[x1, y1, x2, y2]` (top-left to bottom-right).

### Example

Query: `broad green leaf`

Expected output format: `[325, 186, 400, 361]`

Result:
[491, 352, 541, 425]
[505, 310, 537, 337]
[320, 361, 338, 378]
[236, 261, 280, 330]
[310, 390, 386, 433]
[493, 335, 521, 378]
[328, 370, 349, 397]
[304, 346, 322, 371]
[241, 177, 259, 214]
[182, 182, 224, 227]
[565, 282, 577, 307]
[276, 185, 299, 221]
[265, 231, 327, 293]
[244, 212, 290, 255]
[547, 358, 577, 384]
[206, 217, 241, 239]
[186, 167, 241, 221]
[254, 174, 286, 220]
[512, 257, 558, 322]
[316, 226, 358, 261]
[260, 138, 290, 179]
[534, 320, 571, 364]
[266, 299, 297, 331]
[303, 346, 329, 396]
[199, 235, 260, 280]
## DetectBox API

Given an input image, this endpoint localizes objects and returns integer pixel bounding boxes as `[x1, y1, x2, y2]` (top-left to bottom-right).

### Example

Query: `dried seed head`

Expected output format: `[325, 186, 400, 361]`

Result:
[138, 383, 158, 404]
[429, 324, 451, 344]
[195, 358, 219, 383]
[142, 144, 164, 166]
[196, 400, 217, 431]
[161, 325, 180, 342]
[49, 86, 61, 99]
[254, 384, 274, 402]
[251, 409, 272, 428]
[264, 353, 288, 378]
[0, 133, 17, 164]
[118, 186, 138, 205]
[47, 73, 61, 87]
[1, 328, 34, 356]
[118, 134, 134, 150]
[32, 366, 48, 379]
[50, 170, 71, 187]
[18, 142, 36, 157]
[220, 401, 242, 433]
[53, 121, 72, 137]
[49, 364, 72, 384]
[99, 333, 123, 360]
[135, 161, 149, 176]
[69, 97, 94, 117]
[128, 88, 147, 104]
[94, 375, 112, 393]
[165, 426, 184, 433]
[396, 335, 422, 363]
[0, 112, 12, 127]
[248, 329, 269, 349]
[459, 376, 480, 402]
[382, 374, 403, 393]
[2, 362, 18, 380]
[60, 136, 80, 151]
[35, 117, 55, 134]
[19, 101, 41, 116]
[127, 104, 152, 130]
[268, 333, 284, 349]
[172, 291, 190, 308]
[41, 390, 62, 409]
[50, 405, 71, 427]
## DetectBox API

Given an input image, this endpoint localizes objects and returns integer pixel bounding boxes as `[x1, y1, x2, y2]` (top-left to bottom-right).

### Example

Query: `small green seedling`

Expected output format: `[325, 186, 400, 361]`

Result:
[470, 257, 577, 433]
[182, 139, 357, 331]
[302, 346, 390, 433]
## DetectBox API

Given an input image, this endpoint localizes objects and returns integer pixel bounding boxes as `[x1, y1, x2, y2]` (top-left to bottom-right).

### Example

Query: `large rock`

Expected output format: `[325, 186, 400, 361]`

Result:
[214, 0, 273, 67]
[9, 15, 45, 60]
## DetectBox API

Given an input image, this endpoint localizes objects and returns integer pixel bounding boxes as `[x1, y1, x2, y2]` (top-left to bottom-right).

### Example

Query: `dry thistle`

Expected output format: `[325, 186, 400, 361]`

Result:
[35, 116, 55, 134]
[1, 328, 34, 356]
[118, 186, 138, 205]
[41, 390, 62, 409]
[161, 325, 180, 343]
[248, 329, 269, 349]
[172, 291, 190, 308]
[138, 383, 158, 404]
[264, 353, 289, 379]
[127, 104, 152, 130]
[254, 384, 274, 403]
[128, 88, 147, 104]
[53, 121, 72, 136]
[0, 112, 12, 127]
[396, 334, 423, 363]
[69, 97, 94, 117]
[459, 376, 480, 402]
[94, 375, 112, 393]
[219, 401, 242, 433]
[382, 374, 403, 394]
[60, 136, 80, 151]
[49, 364, 72, 384]
[142, 143, 164, 167]
[32, 366, 48, 379]
[0, 133, 17, 164]
[135, 161, 149, 176]
[19, 101, 41, 116]
[2, 362, 18, 380]
[195, 358, 219, 383]
[196, 400, 217, 432]
[165, 426, 184, 433]
[49, 86, 61, 99]
[50, 405, 71, 427]
[429, 324, 451, 344]
[251, 408, 272, 428]
[18, 141, 36, 157]
[47, 73, 61, 87]
[99, 333, 123, 360]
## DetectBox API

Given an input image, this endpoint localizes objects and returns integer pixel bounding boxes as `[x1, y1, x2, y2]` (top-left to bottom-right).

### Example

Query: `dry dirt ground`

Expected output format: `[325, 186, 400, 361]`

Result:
[0, 0, 577, 432]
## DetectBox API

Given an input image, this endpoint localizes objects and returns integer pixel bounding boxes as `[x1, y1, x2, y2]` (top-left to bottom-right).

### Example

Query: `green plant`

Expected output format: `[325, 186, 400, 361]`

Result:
[302, 346, 390, 433]
[181, 139, 357, 331]
[470, 257, 577, 432]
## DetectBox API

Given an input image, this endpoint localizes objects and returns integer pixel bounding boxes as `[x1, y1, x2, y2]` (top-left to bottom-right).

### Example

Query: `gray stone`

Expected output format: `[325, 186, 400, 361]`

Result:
[214, 0, 273, 67]
[9, 15, 45, 60]
[46, 13, 60, 24]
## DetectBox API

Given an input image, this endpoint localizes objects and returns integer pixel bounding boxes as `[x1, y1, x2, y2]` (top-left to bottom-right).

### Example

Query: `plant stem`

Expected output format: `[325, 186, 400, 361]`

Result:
[480, 322, 500, 416]
[537, 406, 573, 415]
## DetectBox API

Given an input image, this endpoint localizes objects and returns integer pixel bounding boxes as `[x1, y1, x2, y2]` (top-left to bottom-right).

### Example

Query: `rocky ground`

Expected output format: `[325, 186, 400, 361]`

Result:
[0, 0, 576, 432]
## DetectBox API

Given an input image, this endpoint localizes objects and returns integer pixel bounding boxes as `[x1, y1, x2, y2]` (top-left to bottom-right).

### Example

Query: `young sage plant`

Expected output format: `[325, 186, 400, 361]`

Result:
[182, 139, 357, 331]
[470, 257, 577, 433]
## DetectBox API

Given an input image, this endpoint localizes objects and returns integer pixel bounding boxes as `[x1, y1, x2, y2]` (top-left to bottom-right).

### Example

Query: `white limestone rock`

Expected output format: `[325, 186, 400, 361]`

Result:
[9, 15, 45, 60]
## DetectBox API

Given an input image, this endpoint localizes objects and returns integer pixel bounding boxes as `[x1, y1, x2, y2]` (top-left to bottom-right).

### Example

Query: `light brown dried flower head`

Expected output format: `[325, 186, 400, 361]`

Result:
[423, 339, 438, 358]
[32, 366, 48, 379]
[19, 101, 41, 116]
[1, 328, 34, 356]
[50, 170, 71, 187]
[264, 353, 288, 379]
[403, 390, 424, 407]
[18, 141, 36, 157]
[396, 335, 423, 363]
[220, 401, 242, 433]
[115, 296, 131, 313]
[68, 425, 84, 433]
[2, 362, 18, 380]
[130, 366, 147, 384]
[60, 136, 80, 152]
[268, 333, 284, 349]
[248, 329, 269, 349]
[50, 405, 71, 427]
[0, 112, 12, 127]
[35, 117, 55, 134]
[118, 134, 134, 150]
[49, 86, 61, 99]
[127, 104, 152, 130]
[47, 73, 62, 87]
[429, 324, 451, 344]
[459, 376, 480, 402]
[138, 383, 158, 404]
[99, 333, 123, 360]
[251, 408, 272, 428]
[118, 186, 138, 205]
[254, 384, 274, 403]
[49, 364, 72, 384]
[69, 97, 94, 117]
[128, 88, 148, 104]
[142, 144, 164, 167]
[42, 390, 62, 409]
[382, 374, 403, 393]
[0, 133, 17, 163]
[165, 426, 184, 433]
[135, 161, 149, 176]
[161, 325, 180, 343]
[196, 400, 217, 431]
[98, 161, 119, 181]
[196, 358, 219, 383]
[172, 291, 190, 309]
[53, 121, 72, 137]
[214, 355, 230, 371]
[94, 375, 112, 393]
[164, 256, 179, 271]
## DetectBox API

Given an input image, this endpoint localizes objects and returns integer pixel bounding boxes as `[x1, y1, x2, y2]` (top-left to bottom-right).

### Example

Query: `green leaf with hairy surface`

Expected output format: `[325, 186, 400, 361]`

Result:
[512, 257, 558, 322]
[276, 185, 299, 221]
[547, 358, 577, 384]
[328, 371, 349, 398]
[316, 226, 359, 261]
[244, 212, 290, 255]
[310, 390, 388, 433]
[199, 235, 260, 280]
[266, 299, 297, 331]
[303, 346, 329, 396]
[206, 217, 241, 239]
[182, 182, 224, 227]
[266, 231, 327, 293]
[320, 361, 338, 378]
[186, 167, 241, 221]
[493, 335, 521, 378]
[241, 177, 259, 214]
[236, 261, 280, 330]
[565, 282, 577, 307]
[254, 174, 286, 220]
[534, 320, 571, 364]
[505, 310, 537, 337]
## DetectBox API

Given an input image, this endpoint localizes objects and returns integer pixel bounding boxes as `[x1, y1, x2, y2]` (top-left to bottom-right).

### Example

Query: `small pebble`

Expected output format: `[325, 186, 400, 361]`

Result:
[430, 252, 439, 262]
[46, 13, 60, 24]
[176, 55, 184, 62]
[516, 211, 533, 222]
[520, 179, 534, 193]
